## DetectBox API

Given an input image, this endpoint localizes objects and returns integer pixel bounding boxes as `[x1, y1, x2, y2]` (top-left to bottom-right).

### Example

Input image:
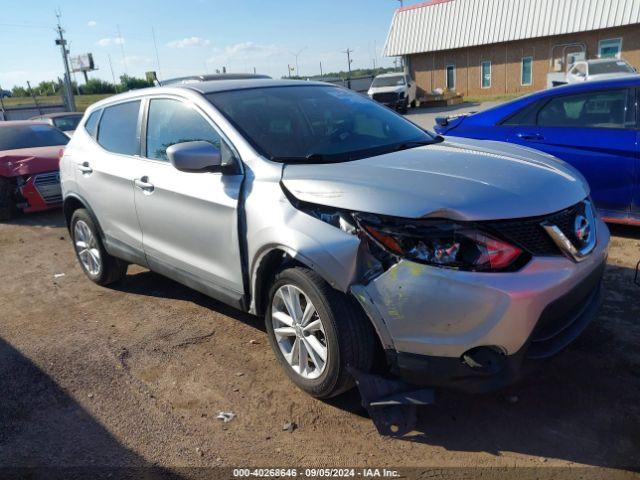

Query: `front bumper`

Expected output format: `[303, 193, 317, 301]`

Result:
[352, 217, 609, 392]
[370, 94, 406, 109]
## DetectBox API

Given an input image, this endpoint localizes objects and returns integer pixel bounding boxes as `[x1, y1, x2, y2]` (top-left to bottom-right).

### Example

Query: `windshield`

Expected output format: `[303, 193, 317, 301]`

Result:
[53, 115, 81, 131]
[371, 75, 405, 88]
[206, 85, 435, 162]
[0, 124, 69, 151]
[590, 61, 635, 75]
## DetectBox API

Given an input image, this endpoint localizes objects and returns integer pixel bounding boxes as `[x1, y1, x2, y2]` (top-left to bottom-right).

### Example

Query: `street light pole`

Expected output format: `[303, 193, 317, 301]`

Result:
[292, 47, 307, 77]
[343, 48, 353, 89]
[55, 11, 75, 111]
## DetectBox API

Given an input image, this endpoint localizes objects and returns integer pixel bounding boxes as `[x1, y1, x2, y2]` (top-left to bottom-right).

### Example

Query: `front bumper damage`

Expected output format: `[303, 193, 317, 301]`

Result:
[15, 171, 62, 213]
[351, 217, 609, 394]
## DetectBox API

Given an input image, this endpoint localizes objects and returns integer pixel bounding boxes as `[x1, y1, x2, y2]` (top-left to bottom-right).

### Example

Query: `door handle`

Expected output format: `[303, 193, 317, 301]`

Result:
[78, 162, 93, 174]
[516, 133, 544, 141]
[134, 176, 155, 193]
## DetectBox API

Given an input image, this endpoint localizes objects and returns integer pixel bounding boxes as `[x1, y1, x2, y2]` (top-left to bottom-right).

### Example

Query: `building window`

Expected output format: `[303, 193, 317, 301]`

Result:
[599, 38, 622, 58]
[521, 57, 533, 86]
[481, 60, 491, 88]
[446, 64, 455, 90]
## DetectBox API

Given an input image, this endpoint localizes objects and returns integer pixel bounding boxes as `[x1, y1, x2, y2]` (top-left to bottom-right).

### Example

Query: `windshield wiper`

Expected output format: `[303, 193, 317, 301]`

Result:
[274, 152, 343, 163]
[392, 137, 443, 153]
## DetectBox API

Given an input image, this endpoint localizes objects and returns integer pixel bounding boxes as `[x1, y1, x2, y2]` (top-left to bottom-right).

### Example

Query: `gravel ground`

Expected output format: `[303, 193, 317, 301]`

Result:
[0, 210, 639, 479]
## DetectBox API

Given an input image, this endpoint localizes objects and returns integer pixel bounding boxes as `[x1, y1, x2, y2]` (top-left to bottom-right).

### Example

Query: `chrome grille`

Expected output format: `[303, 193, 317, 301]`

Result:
[33, 171, 62, 204]
[372, 92, 399, 104]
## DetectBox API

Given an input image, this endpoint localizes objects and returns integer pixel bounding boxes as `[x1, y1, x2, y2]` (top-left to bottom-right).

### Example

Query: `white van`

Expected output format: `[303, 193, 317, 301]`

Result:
[367, 73, 417, 112]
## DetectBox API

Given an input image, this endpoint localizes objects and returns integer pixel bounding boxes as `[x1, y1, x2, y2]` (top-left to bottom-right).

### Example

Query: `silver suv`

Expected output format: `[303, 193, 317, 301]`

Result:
[60, 80, 609, 398]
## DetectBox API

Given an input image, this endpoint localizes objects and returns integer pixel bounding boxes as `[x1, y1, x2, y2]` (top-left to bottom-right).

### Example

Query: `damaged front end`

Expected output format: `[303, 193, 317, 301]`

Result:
[283, 183, 530, 350]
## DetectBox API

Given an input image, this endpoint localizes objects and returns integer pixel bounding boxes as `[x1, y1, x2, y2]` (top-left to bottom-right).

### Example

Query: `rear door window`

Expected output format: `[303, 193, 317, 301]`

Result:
[97, 101, 141, 155]
[537, 89, 634, 129]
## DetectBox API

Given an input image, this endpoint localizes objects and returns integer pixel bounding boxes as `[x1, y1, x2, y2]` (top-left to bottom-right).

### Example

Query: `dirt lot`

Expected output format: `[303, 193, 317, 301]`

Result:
[0, 210, 639, 478]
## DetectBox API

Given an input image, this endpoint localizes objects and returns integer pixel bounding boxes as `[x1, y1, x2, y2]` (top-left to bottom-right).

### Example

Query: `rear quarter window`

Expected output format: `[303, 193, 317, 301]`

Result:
[97, 101, 141, 155]
[84, 110, 102, 139]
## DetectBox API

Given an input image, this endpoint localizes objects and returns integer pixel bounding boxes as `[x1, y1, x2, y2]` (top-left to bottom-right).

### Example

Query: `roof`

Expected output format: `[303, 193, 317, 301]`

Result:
[85, 79, 336, 112]
[584, 58, 631, 64]
[0, 120, 51, 127]
[160, 73, 271, 86]
[375, 72, 407, 78]
[29, 112, 82, 119]
[182, 78, 330, 94]
[385, 0, 640, 56]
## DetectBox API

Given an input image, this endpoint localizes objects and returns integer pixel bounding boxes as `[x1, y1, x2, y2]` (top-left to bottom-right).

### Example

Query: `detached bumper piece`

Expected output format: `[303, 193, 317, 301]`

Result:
[350, 369, 435, 437]
[388, 261, 605, 394]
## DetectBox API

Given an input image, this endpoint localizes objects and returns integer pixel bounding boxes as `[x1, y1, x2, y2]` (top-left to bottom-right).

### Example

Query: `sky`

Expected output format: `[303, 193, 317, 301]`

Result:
[0, 0, 409, 89]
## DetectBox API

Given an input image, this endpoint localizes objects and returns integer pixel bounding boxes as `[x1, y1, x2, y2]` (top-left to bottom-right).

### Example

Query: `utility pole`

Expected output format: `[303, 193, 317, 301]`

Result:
[343, 48, 353, 89]
[319, 61, 323, 78]
[397, 0, 404, 7]
[55, 11, 76, 111]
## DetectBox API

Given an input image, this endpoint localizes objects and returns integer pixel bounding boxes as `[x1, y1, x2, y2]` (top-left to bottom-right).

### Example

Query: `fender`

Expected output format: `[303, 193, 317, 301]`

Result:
[249, 243, 341, 315]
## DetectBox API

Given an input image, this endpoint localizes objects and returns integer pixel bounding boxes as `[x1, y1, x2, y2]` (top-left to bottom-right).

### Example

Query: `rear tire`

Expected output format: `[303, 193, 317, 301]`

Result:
[70, 209, 128, 285]
[0, 177, 18, 221]
[265, 267, 375, 399]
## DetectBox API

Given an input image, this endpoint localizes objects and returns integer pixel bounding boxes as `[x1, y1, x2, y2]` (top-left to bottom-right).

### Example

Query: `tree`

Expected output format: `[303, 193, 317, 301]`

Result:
[36, 80, 61, 96]
[80, 79, 116, 95]
[11, 86, 28, 97]
[119, 75, 153, 91]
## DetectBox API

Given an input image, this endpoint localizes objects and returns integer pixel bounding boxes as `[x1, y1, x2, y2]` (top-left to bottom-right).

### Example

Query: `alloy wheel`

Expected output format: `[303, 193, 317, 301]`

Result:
[271, 284, 328, 379]
[74, 220, 102, 276]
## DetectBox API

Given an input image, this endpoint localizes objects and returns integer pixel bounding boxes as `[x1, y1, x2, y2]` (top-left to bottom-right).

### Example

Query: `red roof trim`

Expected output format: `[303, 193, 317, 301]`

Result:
[397, 0, 454, 13]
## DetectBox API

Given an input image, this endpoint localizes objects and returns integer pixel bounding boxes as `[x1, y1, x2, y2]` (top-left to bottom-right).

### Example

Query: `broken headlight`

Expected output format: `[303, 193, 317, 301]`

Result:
[285, 185, 524, 273]
[355, 213, 523, 272]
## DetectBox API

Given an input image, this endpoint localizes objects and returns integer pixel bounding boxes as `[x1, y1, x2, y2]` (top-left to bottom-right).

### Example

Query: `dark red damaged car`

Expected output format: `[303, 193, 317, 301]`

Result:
[0, 121, 69, 220]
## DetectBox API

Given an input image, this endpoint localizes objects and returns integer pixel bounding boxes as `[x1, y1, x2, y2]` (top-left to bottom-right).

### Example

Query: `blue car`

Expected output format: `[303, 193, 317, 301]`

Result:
[434, 76, 640, 225]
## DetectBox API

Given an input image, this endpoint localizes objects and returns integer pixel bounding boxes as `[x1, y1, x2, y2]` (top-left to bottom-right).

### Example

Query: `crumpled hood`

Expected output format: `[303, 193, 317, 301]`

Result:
[0, 146, 61, 177]
[282, 138, 589, 221]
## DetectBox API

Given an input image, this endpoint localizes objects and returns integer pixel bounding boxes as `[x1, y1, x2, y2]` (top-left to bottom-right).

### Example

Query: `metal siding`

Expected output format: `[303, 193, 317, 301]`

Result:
[385, 0, 640, 56]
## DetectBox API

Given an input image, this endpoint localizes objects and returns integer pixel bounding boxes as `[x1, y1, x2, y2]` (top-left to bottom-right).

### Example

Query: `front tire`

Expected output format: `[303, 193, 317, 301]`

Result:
[0, 177, 18, 221]
[265, 267, 375, 399]
[70, 209, 128, 285]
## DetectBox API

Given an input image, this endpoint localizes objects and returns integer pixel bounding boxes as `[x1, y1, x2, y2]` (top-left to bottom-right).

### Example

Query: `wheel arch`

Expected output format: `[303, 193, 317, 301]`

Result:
[63, 194, 105, 242]
[250, 246, 316, 317]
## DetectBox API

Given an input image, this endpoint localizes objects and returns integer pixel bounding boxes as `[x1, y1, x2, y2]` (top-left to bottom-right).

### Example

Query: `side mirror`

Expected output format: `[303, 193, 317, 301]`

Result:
[167, 141, 222, 172]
